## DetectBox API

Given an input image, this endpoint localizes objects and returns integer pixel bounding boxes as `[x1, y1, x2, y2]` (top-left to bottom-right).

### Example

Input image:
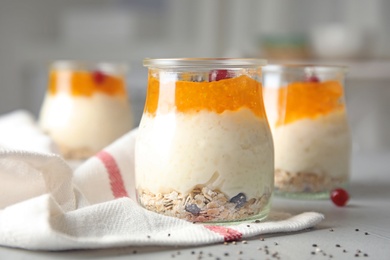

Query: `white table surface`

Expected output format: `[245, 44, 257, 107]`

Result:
[1, 152, 389, 260]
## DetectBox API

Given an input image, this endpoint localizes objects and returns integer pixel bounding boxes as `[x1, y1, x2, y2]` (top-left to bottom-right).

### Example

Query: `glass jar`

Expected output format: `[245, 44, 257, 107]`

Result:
[135, 58, 274, 223]
[263, 65, 351, 199]
[39, 61, 133, 160]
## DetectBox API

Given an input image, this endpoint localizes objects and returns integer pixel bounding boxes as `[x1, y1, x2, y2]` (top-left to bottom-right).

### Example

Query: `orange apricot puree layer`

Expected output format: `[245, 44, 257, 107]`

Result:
[48, 70, 126, 97]
[277, 80, 345, 125]
[145, 75, 265, 117]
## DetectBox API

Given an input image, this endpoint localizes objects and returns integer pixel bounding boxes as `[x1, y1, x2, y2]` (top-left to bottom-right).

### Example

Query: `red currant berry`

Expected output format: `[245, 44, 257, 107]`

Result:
[330, 188, 349, 207]
[92, 70, 106, 84]
[209, 69, 230, 81]
[305, 75, 320, 83]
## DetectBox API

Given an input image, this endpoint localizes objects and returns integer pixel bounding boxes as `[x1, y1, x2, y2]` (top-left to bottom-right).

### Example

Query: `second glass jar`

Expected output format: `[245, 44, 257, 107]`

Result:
[263, 65, 351, 199]
[39, 61, 133, 159]
[135, 58, 274, 223]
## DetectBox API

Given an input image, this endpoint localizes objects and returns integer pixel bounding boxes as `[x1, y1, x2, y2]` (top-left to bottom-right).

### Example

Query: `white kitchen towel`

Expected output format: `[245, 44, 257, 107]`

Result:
[0, 110, 324, 251]
[0, 110, 57, 153]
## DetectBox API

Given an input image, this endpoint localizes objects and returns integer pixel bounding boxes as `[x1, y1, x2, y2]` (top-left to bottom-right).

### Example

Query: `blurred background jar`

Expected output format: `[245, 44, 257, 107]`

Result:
[39, 61, 133, 160]
[263, 65, 351, 199]
[135, 58, 273, 223]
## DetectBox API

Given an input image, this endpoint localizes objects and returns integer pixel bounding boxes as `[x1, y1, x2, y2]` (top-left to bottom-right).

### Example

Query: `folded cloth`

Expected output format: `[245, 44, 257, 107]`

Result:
[0, 110, 324, 251]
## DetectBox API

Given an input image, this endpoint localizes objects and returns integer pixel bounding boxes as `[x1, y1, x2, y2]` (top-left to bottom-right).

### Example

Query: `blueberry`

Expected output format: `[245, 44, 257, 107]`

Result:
[185, 204, 201, 215]
[229, 193, 247, 208]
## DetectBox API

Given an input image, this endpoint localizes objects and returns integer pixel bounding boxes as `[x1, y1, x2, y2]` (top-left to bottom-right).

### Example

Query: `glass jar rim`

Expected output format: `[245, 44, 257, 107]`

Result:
[263, 64, 348, 74]
[143, 58, 267, 68]
[51, 60, 129, 75]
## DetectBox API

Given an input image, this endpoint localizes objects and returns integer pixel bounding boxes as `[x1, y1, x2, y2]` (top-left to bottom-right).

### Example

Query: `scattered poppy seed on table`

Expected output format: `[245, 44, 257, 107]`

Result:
[336, 244, 341, 247]
[355, 229, 360, 231]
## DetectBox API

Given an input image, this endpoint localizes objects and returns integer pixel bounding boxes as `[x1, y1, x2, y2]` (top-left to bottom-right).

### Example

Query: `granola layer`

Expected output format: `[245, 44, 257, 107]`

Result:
[274, 169, 347, 193]
[138, 185, 271, 222]
[56, 143, 95, 160]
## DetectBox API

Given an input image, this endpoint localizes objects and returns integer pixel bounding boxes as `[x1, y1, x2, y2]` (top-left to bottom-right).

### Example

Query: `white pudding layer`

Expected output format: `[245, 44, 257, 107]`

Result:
[272, 110, 351, 179]
[39, 92, 133, 157]
[135, 108, 274, 200]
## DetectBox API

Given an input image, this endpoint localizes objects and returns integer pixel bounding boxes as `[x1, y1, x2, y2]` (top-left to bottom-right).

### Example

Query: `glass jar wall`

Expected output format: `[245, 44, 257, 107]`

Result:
[135, 58, 274, 223]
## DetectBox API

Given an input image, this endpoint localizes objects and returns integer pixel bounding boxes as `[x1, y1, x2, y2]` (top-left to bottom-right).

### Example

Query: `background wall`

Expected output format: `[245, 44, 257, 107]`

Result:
[0, 0, 389, 154]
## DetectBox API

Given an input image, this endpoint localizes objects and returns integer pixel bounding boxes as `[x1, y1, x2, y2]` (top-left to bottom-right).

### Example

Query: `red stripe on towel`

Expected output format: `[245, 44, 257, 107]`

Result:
[96, 151, 128, 198]
[205, 225, 243, 242]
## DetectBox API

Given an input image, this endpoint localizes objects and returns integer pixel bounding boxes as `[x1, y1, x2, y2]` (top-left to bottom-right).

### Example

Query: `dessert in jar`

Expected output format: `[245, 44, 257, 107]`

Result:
[263, 65, 351, 199]
[39, 61, 133, 159]
[135, 58, 274, 223]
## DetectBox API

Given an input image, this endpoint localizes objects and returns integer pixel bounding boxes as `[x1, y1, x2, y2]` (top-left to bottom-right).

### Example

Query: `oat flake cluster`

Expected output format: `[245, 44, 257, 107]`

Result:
[138, 186, 271, 222]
